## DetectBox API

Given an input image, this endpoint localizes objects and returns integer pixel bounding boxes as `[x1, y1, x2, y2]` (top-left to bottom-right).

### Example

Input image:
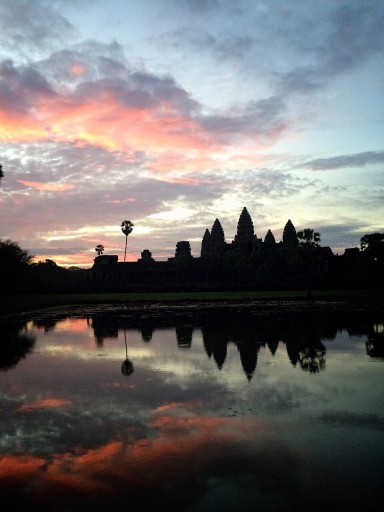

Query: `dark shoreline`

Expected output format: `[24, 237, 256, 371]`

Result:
[2, 296, 383, 324]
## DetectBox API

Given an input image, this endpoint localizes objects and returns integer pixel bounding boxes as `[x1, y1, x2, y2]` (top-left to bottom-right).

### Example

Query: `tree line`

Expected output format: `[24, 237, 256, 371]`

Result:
[0, 219, 134, 294]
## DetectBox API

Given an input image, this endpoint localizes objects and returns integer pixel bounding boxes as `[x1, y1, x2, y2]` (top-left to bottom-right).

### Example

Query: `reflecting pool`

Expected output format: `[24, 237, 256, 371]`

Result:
[1, 308, 383, 511]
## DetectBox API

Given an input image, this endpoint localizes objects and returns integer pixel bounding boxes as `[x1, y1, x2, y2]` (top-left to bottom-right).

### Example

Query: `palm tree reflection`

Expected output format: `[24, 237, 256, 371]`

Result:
[121, 328, 134, 376]
[366, 323, 384, 358]
[284, 315, 327, 373]
[298, 344, 326, 373]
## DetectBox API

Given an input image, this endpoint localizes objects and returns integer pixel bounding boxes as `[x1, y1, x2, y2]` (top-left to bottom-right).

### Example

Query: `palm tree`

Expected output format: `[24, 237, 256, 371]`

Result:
[297, 229, 320, 249]
[360, 232, 384, 261]
[0, 164, 3, 185]
[95, 244, 104, 256]
[121, 220, 134, 263]
[297, 228, 321, 297]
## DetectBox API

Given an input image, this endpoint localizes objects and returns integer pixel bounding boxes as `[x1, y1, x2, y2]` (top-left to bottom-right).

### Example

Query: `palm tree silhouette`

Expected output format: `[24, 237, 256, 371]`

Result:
[121, 220, 134, 263]
[95, 244, 104, 256]
[297, 228, 321, 297]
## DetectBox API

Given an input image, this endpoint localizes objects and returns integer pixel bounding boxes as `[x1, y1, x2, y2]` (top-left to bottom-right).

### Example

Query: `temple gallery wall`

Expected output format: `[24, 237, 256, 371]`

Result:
[87, 207, 377, 291]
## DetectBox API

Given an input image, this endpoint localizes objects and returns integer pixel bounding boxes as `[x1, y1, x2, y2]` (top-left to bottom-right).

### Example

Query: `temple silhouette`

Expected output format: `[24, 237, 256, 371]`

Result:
[88, 207, 338, 291]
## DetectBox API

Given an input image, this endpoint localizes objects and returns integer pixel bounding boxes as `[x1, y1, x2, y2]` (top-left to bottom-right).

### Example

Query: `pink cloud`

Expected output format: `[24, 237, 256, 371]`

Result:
[70, 62, 86, 76]
[154, 176, 216, 186]
[18, 180, 74, 191]
[0, 61, 289, 173]
[101, 197, 137, 204]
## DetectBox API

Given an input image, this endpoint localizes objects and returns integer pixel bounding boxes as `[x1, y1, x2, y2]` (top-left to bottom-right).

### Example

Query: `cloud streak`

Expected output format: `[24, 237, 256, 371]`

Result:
[18, 180, 75, 191]
[301, 151, 384, 171]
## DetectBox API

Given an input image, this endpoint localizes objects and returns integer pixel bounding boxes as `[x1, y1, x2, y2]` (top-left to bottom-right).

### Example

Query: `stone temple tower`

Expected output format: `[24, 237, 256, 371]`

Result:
[282, 219, 298, 247]
[264, 229, 276, 245]
[210, 218, 226, 257]
[201, 229, 211, 257]
[234, 207, 256, 250]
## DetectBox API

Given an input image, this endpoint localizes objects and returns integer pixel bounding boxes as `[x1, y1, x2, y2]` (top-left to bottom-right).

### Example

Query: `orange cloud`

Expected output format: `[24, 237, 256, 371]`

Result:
[17, 398, 72, 412]
[0, 111, 47, 141]
[32, 251, 97, 268]
[54, 318, 89, 333]
[18, 180, 74, 191]
[155, 400, 208, 412]
[0, 454, 46, 481]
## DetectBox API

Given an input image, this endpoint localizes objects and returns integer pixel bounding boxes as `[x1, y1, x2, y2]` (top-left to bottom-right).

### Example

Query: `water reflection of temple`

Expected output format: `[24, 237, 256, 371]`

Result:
[9, 312, 381, 379]
[85, 311, 384, 380]
[200, 314, 327, 379]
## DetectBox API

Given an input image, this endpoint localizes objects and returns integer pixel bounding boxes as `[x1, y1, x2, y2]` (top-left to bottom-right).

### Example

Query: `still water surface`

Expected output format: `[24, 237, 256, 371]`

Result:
[1, 308, 383, 511]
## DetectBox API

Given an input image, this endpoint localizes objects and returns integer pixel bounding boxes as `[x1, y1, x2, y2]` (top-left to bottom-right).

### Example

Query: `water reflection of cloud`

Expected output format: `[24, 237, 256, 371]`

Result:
[1, 311, 383, 510]
[0, 412, 295, 510]
[17, 398, 72, 412]
[319, 412, 384, 431]
[55, 318, 92, 333]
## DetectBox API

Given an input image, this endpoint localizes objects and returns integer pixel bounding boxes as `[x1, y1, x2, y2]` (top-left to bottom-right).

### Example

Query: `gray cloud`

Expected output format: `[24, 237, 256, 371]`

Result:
[1, 141, 145, 186]
[161, 1, 384, 98]
[0, 60, 56, 113]
[301, 151, 384, 171]
[159, 0, 220, 17]
[35, 44, 199, 114]
[201, 97, 287, 142]
[166, 27, 255, 63]
[184, 0, 220, 13]
[314, 222, 367, 253]
[202, 168, 306, 198]
[35, 42, 128, 85]
[0, 0, 76, 59]
[322, 2, 384, 72]
[320, 411, 384, 432]
[274, 1, 384, 94]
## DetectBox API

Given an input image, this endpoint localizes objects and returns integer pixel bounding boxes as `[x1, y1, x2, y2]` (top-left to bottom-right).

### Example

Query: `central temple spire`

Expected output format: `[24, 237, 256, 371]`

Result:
[210, 218, 226, 257]
[282, 219, 298, 247]
[234, 207, 255, 247]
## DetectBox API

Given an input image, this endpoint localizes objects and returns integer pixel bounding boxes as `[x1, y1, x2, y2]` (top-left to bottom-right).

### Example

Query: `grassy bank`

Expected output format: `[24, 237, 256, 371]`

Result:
[1, 289, 383, 316]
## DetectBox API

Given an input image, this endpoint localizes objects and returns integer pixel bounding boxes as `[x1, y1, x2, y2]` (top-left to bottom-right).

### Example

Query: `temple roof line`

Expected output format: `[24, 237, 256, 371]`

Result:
[203, 208, 297, 249]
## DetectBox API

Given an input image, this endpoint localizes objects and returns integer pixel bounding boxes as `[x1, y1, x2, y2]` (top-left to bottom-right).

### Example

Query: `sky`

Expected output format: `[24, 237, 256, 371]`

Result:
[0, 0, 383, 267]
